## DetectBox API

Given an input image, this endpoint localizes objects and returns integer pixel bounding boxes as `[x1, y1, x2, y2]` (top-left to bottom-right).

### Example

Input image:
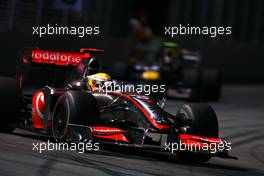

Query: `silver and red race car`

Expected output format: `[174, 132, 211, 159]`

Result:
[0, 48, 236, 163]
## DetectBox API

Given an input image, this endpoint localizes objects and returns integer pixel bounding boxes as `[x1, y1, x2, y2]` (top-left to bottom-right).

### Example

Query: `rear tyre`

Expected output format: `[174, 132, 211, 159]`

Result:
[176, 103, 219, 163]
[182, 69, 199, 87]
[0, 77, 20, 132]
[52, 91, 100, 141]
[181, 69, 203, 101]
[201, 69, 222, 101]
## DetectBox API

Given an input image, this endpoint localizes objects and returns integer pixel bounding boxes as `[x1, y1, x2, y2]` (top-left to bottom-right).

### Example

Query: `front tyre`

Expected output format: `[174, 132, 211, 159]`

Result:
[52, 91, 100, 141]
[176, 103, 219, 163]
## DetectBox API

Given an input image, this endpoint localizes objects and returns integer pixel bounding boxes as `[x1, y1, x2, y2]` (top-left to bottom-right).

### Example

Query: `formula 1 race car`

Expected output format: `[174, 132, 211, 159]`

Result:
[0, 48, 234, 163]
[110, 42, 222, 101]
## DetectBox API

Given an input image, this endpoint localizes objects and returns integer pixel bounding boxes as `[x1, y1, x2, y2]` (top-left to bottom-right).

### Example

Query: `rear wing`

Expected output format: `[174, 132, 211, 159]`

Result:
[17, 48, 104, 95]
[80, 48, 104, 54]
[181, 50, 200, 62]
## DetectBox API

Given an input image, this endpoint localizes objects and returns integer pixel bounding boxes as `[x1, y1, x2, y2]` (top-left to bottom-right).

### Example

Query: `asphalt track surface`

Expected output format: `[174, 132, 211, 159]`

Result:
[0, 86, 264, 176]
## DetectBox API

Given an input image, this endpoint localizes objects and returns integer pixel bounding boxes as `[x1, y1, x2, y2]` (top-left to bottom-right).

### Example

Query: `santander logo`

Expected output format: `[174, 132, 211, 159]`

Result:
[92, 127, 126, 134]
[35, 91, 45, 119]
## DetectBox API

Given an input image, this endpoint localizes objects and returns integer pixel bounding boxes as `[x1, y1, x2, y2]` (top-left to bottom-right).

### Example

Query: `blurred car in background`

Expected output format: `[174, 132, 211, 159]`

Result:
[110, 42, 222, 101]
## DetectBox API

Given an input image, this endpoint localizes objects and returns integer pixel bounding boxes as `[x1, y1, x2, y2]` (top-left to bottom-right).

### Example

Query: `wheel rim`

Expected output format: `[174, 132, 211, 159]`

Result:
[178, 112, 192, 134]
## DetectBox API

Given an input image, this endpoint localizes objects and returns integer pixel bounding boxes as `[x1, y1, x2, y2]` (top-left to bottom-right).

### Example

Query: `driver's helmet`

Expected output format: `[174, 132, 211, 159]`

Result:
[87, 72, 111, 91]
[162, 42, 179, 59]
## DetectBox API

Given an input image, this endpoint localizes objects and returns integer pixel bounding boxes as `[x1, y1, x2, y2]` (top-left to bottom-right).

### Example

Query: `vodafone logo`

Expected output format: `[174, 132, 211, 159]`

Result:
[32, 49, 88, 66]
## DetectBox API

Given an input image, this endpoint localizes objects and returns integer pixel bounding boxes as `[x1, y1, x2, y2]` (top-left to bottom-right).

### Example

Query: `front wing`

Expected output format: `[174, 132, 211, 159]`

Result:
[66, 125, 236, 159]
